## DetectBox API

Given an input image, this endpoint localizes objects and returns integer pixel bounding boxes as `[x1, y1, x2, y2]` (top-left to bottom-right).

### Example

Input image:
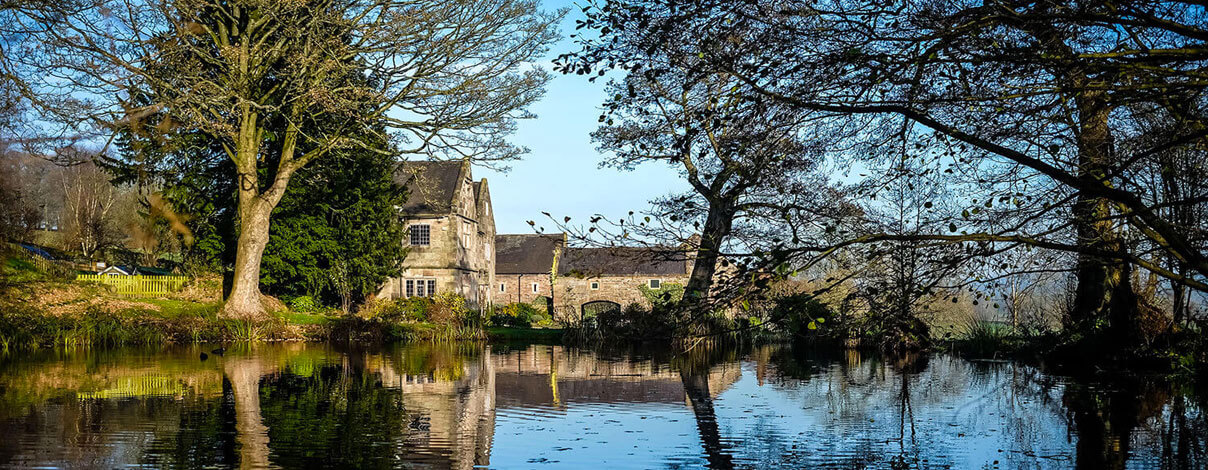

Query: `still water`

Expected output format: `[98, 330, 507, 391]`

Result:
[0, 342, 1201, 469]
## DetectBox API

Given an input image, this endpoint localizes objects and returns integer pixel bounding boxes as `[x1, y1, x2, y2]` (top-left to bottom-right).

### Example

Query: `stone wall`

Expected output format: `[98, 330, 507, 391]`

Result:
[494, 273, 554, 305]
[551, 275, 690, 320]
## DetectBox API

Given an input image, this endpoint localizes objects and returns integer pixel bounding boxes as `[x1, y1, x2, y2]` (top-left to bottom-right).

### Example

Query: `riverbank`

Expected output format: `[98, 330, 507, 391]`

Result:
[0, 257, 566, 348]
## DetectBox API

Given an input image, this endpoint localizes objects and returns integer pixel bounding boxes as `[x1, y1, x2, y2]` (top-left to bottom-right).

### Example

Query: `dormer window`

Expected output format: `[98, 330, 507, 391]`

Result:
[409, 224, 430, 246]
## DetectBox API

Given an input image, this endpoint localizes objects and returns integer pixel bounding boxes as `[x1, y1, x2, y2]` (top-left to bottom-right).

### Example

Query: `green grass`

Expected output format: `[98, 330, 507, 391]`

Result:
[2, 256, 47, 283]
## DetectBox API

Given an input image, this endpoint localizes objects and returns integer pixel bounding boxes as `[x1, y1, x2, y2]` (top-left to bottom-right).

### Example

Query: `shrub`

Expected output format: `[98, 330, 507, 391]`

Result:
[290, 295, 318, 312]
[428, 292, 473, 327]
[639, 282, 685, 310]
[770, 292, 840, 341]
[491, 302, 537, 327]
[592, 301, 676, 339]
[490, 302, 555, 328]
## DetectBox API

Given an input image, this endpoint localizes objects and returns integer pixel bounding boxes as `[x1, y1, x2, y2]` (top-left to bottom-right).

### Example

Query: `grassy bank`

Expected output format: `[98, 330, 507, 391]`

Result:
[0, 249, 521, 349]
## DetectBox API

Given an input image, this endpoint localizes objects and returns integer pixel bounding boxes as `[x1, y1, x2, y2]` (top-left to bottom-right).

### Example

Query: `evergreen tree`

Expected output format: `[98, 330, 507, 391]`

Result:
[261, 137, 408, 312]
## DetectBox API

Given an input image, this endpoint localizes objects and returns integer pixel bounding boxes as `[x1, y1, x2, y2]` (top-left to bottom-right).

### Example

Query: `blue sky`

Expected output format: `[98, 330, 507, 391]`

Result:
[477, 0, 688, 235]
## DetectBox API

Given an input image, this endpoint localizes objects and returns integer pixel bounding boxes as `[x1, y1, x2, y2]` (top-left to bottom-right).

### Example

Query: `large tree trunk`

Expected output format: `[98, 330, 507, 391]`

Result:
[221, 197, 274, 320]
[684, 199, 736, 305]
[1068, 89, 1135, 338]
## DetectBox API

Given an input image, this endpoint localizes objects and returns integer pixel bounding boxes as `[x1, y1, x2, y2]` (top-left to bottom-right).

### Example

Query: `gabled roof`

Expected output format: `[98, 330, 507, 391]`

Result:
[559, 246, 689, 277]
[496, 234, 564, 274]
[98, 265, 132, 276]
[394, 160, 466, 215]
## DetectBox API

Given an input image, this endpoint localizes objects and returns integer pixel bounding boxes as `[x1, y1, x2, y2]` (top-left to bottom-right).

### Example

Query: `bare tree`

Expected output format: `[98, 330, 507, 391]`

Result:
[60, 160, 118, 259]
[565, 0, 1208, 349]
[5, 0, 563, 319]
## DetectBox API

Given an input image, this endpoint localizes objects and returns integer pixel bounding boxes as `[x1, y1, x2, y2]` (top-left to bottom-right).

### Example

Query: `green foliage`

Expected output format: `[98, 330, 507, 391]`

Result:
[289, 295, 319, 313]
[770, 292, 837, 340]
[0, 300, 331, 350]
[332, 294, 485, 342]
[490, 302, 549, 328]
[953, 318, 1015, 358]
[0, 306, 168, 350]
[427, 292, 474, 327]
[261, 136, 408, 309]
[593, 301, 676, 339]
[367, 297, 433, 323]
[639, 282, 685, 309]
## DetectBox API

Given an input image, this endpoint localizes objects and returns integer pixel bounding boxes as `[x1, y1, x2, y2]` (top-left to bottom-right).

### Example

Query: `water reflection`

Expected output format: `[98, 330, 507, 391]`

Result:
[0, 343, 1201, 469]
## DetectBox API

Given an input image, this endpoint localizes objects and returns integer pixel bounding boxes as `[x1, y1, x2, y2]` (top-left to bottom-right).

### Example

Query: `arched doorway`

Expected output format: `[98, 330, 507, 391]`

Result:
[581, 300, 621, 320]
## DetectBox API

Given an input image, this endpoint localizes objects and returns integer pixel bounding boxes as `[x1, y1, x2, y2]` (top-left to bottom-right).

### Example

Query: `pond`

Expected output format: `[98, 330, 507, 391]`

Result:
[0, 342, 1202, 469]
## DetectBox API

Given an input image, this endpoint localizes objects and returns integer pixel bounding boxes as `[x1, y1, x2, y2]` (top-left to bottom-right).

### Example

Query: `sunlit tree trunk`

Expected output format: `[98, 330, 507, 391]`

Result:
[684, 199, 736, 306]
[224, 200, 275, 320]
[220, 109, 296, 320]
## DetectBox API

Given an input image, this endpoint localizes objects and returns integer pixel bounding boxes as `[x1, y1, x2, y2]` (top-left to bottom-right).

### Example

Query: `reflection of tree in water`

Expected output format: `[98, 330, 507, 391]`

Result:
[257, 364, 411, 468]
[674, 343, 741, 470]
[889, 353, 927, 469]
[1063, 375, 1205, 470]
[141, 392, 238, 468]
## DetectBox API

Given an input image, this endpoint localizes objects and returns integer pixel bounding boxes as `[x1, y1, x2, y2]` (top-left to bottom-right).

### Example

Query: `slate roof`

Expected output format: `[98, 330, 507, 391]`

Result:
[19, 244, 53, 260]
[394, 160, 466, 214]
[496, 234, 564, 274]
[558, 246, 690, 277]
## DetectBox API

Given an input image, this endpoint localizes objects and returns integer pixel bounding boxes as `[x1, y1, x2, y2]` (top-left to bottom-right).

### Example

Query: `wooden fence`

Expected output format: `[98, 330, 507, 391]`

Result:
[6, 243, 77, 276]
[75, 274, 189, 297]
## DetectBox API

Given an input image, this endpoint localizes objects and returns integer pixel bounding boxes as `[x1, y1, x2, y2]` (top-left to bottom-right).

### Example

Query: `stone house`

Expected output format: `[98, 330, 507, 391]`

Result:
[375, 161, 700, 315]
[494, 233, 565, 306]
[378, 160, 496, 308]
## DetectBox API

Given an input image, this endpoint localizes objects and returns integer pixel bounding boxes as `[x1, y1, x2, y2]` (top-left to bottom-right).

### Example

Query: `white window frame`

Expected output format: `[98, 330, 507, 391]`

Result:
[590, 282, 600, 290]
[404, 278, 437, 298]
[499, 283, 506, 292]
[532, 282, 539, 293]
[649, 279, 661, 289]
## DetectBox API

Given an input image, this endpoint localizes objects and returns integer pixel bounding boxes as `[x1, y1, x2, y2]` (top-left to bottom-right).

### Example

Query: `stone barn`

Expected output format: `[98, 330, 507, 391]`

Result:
[554, 246, 692, 320]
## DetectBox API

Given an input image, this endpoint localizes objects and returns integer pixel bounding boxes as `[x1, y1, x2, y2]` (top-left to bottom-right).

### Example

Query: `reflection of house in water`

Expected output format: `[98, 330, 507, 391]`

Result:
[490, 346, 741, 406]
[0, 344, 746, 469]
[366, 350, 497, 469]
[361, 345, 742, 469]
